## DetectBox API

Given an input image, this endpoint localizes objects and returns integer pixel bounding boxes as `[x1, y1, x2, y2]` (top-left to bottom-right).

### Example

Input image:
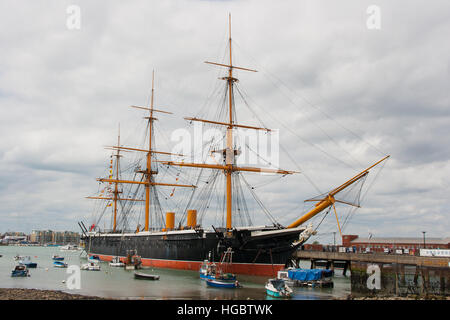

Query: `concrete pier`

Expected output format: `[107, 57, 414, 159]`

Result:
[293, 250, 450, 297]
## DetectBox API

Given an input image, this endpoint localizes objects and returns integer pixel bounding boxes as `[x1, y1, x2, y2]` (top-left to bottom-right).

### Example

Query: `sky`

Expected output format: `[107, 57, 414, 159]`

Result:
[0, 0, 449, 244]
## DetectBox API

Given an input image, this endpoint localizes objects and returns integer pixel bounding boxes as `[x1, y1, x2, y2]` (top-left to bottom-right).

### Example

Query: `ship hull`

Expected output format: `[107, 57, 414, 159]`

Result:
[82, 226, 305, 276]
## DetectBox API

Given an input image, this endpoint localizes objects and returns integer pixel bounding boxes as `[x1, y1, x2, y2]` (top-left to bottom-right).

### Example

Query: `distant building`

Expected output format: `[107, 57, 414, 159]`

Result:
[342, 234, 450, 253]
[30, 230, 80, 245]
[1, 234, 28, 244]
[30, 230, 54, 244]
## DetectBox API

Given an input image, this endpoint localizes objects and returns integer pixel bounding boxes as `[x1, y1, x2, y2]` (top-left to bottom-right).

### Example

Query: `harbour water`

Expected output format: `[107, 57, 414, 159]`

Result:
[0, 246, 350, 300]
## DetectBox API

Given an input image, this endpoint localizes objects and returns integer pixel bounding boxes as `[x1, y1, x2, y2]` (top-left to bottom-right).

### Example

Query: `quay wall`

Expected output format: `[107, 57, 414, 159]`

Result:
[351, 262, 450, 297]
[293, 250, 450, 297]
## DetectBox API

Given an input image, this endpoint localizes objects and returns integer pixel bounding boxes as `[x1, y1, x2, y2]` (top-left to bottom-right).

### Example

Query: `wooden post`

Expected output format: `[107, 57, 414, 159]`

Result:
[440, 269, 445, 296]
[399, 264, 406, 296]
[395, 266, 399, 296]
[414, 267, 419, 285]
[343, 261, 349, 277]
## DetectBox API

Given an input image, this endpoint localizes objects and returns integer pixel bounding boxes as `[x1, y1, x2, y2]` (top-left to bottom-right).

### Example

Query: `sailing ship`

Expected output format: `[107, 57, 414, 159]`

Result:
[80, 16, 389, 276]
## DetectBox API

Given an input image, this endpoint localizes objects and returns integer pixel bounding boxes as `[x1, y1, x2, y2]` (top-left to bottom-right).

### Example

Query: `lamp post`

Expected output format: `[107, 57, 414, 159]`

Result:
[422, 231, 426, 248]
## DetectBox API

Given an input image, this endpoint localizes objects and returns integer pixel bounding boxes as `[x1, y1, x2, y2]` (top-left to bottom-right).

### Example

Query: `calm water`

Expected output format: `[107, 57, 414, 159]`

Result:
[0, 246, 350, 300]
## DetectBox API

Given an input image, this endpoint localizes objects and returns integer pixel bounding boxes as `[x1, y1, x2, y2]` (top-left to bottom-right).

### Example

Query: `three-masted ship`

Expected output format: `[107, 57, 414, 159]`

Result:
[80, 16, 389, 276]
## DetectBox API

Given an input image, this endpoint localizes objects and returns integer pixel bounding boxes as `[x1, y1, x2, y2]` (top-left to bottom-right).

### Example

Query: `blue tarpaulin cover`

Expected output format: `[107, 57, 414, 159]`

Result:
[287, 269, 333, 281]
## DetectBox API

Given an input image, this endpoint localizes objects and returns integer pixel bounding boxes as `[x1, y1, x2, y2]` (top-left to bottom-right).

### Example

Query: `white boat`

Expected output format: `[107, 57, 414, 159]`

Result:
[109, 256, 125, 267]
[60, 244, 81, 251]
[14, 255, 25, 261]
[81, 261, 101, 271]
[134, 271, 160, 280]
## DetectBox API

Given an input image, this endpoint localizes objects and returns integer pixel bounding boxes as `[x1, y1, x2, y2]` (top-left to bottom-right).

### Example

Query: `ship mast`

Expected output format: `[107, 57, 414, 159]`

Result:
[113, 125, 121, 232]
[145, 71, 155, 232]
[96, 71, 196, 232]
[86, 125, 146, 232]
[161, 14, 297, 231]
[225, 13, 234, 230]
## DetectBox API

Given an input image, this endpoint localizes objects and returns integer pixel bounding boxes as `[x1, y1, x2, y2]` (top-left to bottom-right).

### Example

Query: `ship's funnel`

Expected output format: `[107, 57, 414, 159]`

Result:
[187, 210, 197, 229]
[165, 212, 175, 230]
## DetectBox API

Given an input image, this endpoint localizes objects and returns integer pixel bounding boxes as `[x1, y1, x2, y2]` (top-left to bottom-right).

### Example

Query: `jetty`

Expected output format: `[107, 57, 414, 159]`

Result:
[294, 250, 450, 273]
[293, 250, 450, 297]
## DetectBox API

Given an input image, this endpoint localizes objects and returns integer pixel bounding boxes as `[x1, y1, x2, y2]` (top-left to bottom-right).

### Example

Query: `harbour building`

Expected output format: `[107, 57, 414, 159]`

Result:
[342, 234, 450, 253]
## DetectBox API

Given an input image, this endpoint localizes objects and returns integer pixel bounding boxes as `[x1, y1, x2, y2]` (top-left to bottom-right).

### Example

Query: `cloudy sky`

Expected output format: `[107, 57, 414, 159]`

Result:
[0, 0, 449, 244]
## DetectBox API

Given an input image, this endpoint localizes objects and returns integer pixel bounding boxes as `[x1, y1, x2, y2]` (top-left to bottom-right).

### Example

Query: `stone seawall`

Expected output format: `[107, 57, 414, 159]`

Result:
[351, 261, 450, 297]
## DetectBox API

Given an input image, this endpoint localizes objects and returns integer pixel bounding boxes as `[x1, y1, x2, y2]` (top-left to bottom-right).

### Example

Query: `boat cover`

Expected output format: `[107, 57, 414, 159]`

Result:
[287, 269, 333, 281]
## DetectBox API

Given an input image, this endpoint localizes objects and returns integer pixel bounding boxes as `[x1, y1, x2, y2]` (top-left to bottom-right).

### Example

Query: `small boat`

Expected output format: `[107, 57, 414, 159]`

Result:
[109, 256, 125, 267]
[88, 255, 101, 261]
[265, 279, 293, 298]
[200, 248, 237, 282]
[277, 268, 334, 288]
[18, 256, 37, 268]
[52, 255, 65, 261]
[199, 260, 217, 280]
[81, 261, 100, 271]
[14, 254, 24, 261]
[124, 250, 142, 270]
[134, 271, 160, 280]
[11, 265, 30, 277]
[206, 278, 240, 288]
[60, 244, 80, 251]
[53, 261, 68, 268]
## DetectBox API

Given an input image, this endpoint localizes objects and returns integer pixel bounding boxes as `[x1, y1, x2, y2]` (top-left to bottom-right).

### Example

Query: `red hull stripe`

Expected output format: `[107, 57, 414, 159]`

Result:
[90, 253, 284, 277]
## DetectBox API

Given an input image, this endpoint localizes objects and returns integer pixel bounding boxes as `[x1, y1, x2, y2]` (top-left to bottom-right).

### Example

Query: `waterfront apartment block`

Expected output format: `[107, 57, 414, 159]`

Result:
[29, 230, 80, 245]
[0, 230, 80, 245]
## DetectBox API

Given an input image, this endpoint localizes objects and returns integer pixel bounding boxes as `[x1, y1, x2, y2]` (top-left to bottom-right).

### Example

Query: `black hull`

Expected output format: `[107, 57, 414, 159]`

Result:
[82, 227, 304, 276]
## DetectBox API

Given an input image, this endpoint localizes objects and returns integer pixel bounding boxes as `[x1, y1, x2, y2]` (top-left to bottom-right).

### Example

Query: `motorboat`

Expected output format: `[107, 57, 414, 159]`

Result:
[81, 261, 100, 271]
[88, 255, 101, 261]
[199, 260, 217, 280]
[278, 268, 334, 288]
[134, 271, 160, 280]
[18, 256, 37, 268]
[52, 255, 65, 261]
[109, 256, 125, 267]
[14, 254, 25, 261]
[206, 278, 241, 288]
[199, 249, 237, 282]
[11, 264, 30, 277]
[123, 250, 142, 270]
[265, 279, 293, 298]
[60, 244, 81, 251]
[53, 261, 68, 268]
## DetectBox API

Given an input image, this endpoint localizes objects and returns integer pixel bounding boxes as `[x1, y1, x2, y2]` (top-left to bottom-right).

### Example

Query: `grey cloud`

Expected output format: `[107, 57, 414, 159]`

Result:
[0, 0, 448, 243]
